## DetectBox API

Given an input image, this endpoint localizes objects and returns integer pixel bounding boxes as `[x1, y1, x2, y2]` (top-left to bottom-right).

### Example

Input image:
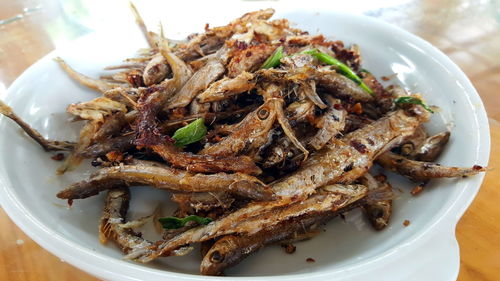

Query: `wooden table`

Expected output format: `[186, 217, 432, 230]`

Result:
[1, 1, 499, 280]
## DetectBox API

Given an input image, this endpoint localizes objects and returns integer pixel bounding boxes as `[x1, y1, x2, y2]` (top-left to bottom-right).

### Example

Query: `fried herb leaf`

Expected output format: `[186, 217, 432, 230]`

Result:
[159, 215, 213, 229]
[302, 49, 374, 95]
[394, 96, 434, 113]
[171, 118, 207, 147]
[261, 46, 284, 69]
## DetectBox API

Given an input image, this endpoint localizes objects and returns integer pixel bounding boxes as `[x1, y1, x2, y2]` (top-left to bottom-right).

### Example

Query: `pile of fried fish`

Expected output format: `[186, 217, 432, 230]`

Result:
[0, 6, 485, 276]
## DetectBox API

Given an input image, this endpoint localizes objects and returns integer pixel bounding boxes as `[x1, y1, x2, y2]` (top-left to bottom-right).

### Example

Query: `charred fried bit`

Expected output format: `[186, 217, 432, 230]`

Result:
[56, 164, 270, 201]
[151, 142, 262, 175]
[0, 99, 75, 151]
[376, 152, 486, 182]
[272, 96, 309, 160]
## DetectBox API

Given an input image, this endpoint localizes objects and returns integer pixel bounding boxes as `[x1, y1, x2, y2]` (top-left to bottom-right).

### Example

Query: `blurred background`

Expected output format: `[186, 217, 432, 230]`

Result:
[1, 0, 499, 280]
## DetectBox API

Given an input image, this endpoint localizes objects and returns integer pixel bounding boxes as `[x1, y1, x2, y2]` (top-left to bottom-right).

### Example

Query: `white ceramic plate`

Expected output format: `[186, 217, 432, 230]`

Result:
[0, 4, 490, 281]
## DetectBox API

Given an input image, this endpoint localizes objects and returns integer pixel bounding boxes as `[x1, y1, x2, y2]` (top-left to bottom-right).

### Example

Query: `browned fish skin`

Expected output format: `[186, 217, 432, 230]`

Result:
[197, 72, 256, 103]
[227, 44, 276, 78]
[78, 134, 134, 158]
[308, 98, 346, 150]
[171, 192, 234, 214]
[376, 152, 485, 182]
[56, 164, 270, 200]
[151, 142, 262, 175]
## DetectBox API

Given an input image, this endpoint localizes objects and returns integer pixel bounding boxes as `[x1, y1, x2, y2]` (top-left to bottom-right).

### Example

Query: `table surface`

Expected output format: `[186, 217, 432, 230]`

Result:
[1, 0, 499, 280]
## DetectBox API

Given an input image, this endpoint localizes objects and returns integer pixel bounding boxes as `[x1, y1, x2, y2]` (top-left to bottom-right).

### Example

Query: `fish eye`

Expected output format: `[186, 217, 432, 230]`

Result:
[210, 250, 223, 263]
[257, 108, 270, 120]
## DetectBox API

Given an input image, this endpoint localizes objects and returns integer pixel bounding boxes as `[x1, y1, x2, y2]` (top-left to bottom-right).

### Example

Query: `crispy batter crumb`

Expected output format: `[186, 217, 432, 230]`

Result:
[403, 220, 410, 227]
[411, 185, 423, 196]
[306, 257, 316, 263]
[281, 243, 296, 254]
[51, 153, 65, 161]
[106, 151, 124, 163]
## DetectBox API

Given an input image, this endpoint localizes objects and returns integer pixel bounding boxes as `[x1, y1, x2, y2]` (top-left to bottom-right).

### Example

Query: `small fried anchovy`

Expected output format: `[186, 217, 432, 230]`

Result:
[57, 121, 100, 174]
[0, 99, 75, 151]
[271, 95, 309, 160]
[199, 99, 278, 157]
[200, 212, 332, 275]
[167, 48, 228, 109]
[300, 80, 327, 109]
[359, 174, 393, 231]
[272, 108, 429, 201]
[398, 126, 428, 157]
[103, 88, 139, 108]
[128, 184, 367, 262]
[199, 187, 383, 276]
[99, 187, 155, 255]
[54, 57, 122, 93]
[78, 134, 134, 158]
[376, 152, 486, 182]
[135, 38, 193, 146]
[197, 72, 256, 103]
[151, 142, 262, 175]
[309, 98, 346, 150]
[129, 2, 157, 48]
[143, 53, 170, 86]
[56, 164, 271, 201]
[314, 67, 374, 102]
[171, 192, 234, 215]
[413, 131, 450, 162]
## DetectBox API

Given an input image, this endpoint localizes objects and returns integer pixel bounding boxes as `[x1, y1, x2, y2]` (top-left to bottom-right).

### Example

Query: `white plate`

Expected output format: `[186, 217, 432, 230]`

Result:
[0, 4, 490, 281]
